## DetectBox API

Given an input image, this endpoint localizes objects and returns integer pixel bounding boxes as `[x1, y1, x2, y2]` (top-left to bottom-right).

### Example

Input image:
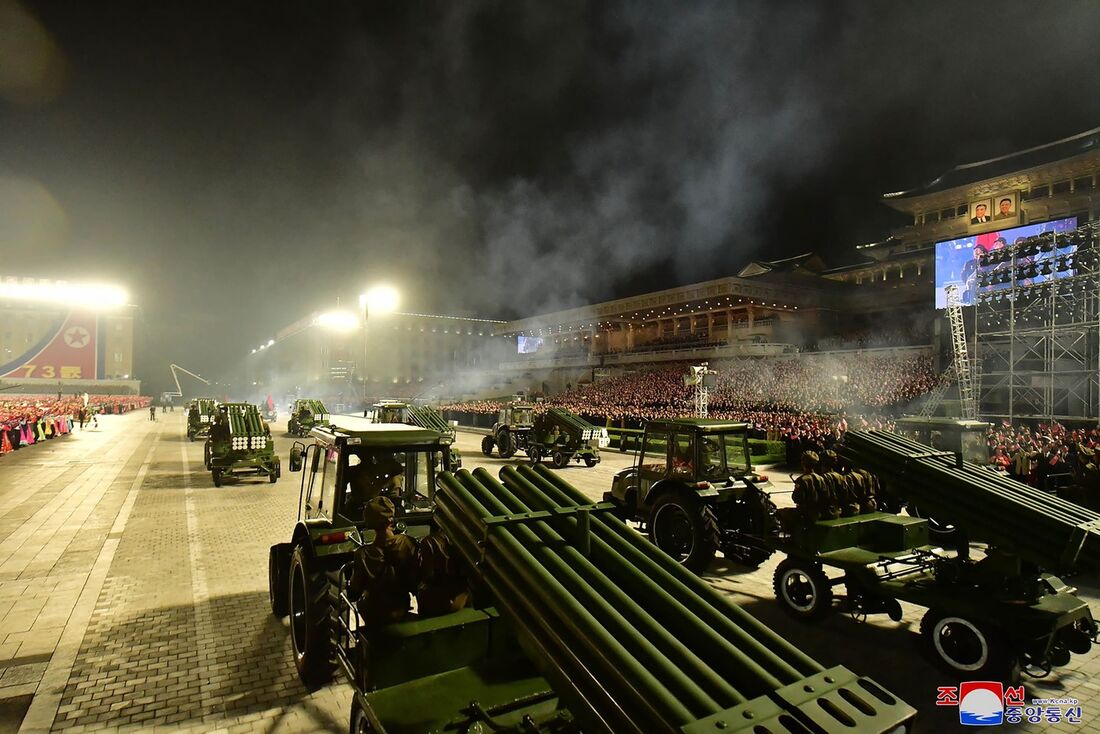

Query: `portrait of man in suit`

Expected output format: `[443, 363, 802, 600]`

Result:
[970, 201, 992, 225]
[994, 196, 1017, 221]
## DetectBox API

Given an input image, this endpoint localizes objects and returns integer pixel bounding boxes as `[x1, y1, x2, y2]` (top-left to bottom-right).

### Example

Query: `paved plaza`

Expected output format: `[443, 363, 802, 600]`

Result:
[0, 412, 1099, 732]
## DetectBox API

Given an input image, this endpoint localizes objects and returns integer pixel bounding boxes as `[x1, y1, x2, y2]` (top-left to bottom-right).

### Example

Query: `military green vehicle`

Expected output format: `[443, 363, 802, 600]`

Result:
[267, 417, 453, 688]
[766, 430, 1099, 681]
[479, 402, 534, 459]
[367, 400, 463, 469]
[288, 398, 329, 437]
[604, 419, 777, 571]
[894, 416, 992, 466]
[203, 403, 280, 487]
[271, 447, 916, 733]
[185, 397, 218, 442]
[525, 407, 608, 469]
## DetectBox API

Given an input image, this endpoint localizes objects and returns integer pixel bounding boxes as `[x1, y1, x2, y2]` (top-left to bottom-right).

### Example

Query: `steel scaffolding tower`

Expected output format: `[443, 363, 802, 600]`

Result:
[975, 222, 1100, 421]
[945, 286, 978, 419]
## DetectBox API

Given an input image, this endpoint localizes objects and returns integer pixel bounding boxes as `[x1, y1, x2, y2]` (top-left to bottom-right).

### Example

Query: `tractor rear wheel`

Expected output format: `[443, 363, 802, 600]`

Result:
[268, 546, 289, 617]
[481, 436, 495, 457]
[920, 608, 1015, 680]
[648, 494, 719, 573]
[497, 431, 515, 459]
[552, 450, 568, 469]
[773, 558, 833, 621]
[289, 545, 334, 688]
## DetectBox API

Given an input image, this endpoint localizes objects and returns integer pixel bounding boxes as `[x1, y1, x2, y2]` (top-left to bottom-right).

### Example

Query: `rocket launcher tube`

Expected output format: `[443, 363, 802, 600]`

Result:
[496, 466, 789, 696]
[840, 430, 1100, 572]
[435, 472, 694, 731]
[524, 463, 825, 677]
[467, 468, 746, 707]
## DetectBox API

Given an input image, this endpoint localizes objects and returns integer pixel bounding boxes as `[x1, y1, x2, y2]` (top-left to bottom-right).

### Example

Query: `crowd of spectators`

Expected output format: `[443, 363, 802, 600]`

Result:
[0, 395, 151, 455]
[984, 422, 1100, 497]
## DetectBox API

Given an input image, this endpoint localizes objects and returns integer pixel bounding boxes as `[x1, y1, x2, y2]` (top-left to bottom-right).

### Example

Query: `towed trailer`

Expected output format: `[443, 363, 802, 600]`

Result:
[204, 403, 280, 486]
[185, 397, 218, 441]
[526, 407, 609, 468]
[273, 448, 916, 733]
[768, 430, 1099, 680]
[367, 400, 463, 468]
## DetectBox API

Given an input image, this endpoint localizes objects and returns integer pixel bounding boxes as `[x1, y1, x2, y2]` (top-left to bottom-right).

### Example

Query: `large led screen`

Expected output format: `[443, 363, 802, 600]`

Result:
[517, 335, 544, 354]
[934, 217, 1078, 308]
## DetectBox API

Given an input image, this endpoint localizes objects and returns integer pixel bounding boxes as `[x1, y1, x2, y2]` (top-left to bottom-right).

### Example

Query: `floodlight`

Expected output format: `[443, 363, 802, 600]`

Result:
[0, 280, 129, 310]
[315, 310, 360, 332]
[359, 285, 399, 315]
[267, 339, 275, 347]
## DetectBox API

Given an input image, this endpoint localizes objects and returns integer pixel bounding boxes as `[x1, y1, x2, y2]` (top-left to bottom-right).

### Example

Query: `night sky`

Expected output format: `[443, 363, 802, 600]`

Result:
[3, 0, 1100, 393]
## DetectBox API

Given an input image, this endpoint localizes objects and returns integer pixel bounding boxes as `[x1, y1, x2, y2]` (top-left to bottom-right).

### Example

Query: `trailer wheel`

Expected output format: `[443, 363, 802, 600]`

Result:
[773, 558, 833, 621]
[212, 469, 223, 488]
[527, 447, 542, 464]
[648, 494, 719, 572]
[584, 455, 598, 467]
[269, 470, 277, 484]
[350, 697, 374, 734]
[920, 609, 1013, 679]
[497, 431, 516, 459]
[289, 544, 334, 688]
[552, 450, 568, 469]
[481, 436, 495, 456]
[268, 546, 290, 617]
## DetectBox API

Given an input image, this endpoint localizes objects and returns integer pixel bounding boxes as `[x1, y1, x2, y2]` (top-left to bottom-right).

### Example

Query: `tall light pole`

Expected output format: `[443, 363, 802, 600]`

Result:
[357, 285, 400, 402]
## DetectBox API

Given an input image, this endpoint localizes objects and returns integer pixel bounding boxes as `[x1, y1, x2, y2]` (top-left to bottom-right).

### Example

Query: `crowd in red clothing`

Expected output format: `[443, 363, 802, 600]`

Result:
[0, 395, 151, 455]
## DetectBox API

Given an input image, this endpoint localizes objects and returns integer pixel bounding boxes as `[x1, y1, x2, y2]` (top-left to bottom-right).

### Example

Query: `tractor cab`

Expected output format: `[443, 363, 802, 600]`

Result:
[288, 419, 450, 544]
[500, 403, 534, 429]
[368, 400, 410, 425]
[894, 417, 992, 467]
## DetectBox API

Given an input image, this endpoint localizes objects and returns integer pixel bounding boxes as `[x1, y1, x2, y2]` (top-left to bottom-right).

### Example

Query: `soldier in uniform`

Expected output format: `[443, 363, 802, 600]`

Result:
[791, 451, 826, 524]
[416, 527, 470, 618]
[209, 410, 230, 445]
[349, 497, 419, 624]
[820, 450, 855, 518]
[851, 466, 880, 514]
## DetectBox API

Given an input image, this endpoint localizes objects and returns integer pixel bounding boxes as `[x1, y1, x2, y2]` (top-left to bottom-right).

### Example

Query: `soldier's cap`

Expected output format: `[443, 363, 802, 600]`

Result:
[801, 450, 819, 465]
[364, 496, 396, 528]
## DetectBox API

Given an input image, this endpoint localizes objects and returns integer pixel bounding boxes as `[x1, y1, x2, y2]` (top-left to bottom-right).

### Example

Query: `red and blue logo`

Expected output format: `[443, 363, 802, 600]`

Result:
[938, 682, 1025, 726]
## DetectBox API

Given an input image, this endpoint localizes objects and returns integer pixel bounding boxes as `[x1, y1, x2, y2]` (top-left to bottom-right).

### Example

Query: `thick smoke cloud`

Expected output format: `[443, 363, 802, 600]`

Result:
[3, 0, 1100, 393]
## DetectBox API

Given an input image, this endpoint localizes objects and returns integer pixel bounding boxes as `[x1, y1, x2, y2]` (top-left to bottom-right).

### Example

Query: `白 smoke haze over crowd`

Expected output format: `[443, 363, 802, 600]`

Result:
[2, 0, 1100, 393]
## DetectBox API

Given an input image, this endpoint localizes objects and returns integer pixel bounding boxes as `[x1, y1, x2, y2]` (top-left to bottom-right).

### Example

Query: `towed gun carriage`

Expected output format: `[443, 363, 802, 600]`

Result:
[204, 402, 280, 486]
[288, 398, 329, 437]
[185, 397, 218, 441]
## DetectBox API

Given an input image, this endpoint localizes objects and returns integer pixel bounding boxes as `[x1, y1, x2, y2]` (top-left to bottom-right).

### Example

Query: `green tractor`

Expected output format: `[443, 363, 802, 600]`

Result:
[268, 418, 452, 688]
[604, 419, 777, 571]
[185, 397, 218, 442]
[288, 398, 329, 438]
[204, 403, 280, 487]
[480, 402, 535, 459]
[367, 400, 463, 469]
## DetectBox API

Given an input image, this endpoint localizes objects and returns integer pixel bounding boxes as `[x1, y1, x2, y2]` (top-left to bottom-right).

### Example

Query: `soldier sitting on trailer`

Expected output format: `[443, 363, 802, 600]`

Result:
[209, 409, 230, 446]
[849, 466, 880, 514]
[786, 451, 826, 526]
[349, 497, 419, 624]
[416, 526, 470, 618]
[819, 450, 855, 518]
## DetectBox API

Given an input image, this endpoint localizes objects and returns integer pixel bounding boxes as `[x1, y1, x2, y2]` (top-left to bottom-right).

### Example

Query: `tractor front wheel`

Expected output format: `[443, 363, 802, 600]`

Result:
[773, 558, 833, 621]
[481, 436, 495, 457]
[289, 545, 334, 688]
[268, 546, 290, 617]
[212, 469, 223, 487]
[647, 493, 719, 573]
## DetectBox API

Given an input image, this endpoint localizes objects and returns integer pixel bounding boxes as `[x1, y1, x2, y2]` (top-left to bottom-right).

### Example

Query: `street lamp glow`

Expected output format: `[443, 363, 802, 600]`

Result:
[315, 309, 360, 332]
[359, 285, 399, 315]
[266, 339, 275, 347]
[0, 279, 128, 310]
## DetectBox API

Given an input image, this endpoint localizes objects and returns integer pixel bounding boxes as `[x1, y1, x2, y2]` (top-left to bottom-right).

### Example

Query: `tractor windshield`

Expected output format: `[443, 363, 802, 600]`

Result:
[340, 447, 440, 523]
[960, 431, 990, 465]
[512, 408, 533, 425]
[699, 438, 728, 480]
